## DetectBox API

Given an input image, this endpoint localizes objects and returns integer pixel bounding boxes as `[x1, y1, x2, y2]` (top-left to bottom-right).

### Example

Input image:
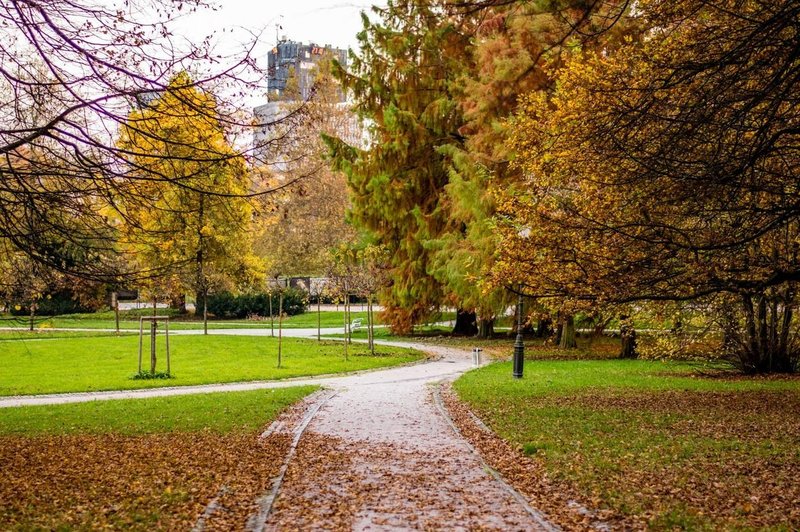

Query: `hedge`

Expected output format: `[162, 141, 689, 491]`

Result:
[206, 289, 307, 319]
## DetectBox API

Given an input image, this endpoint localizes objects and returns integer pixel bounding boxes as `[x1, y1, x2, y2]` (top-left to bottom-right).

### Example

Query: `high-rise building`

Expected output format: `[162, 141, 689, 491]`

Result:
[254, 39, 350, 165]
[267, 39, 347, 101]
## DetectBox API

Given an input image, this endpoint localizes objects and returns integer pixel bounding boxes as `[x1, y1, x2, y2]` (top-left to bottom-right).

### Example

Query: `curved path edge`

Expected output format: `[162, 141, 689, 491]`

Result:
[0, 338, 434, 408]
[433, 381, 561, 532]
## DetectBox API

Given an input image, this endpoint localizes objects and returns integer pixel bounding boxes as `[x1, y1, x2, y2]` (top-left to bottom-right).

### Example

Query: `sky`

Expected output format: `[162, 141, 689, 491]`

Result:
[159, 1, 386, 125]
[170, 1, 385, 55]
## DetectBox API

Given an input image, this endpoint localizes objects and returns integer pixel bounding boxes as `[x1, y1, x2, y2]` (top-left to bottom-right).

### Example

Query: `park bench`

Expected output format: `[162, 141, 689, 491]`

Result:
[350, 317, 363, 332]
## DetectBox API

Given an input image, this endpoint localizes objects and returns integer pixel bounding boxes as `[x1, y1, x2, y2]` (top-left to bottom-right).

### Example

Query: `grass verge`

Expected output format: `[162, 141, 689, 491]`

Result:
[0, 386, 317, 435]
[0, 386, 316, 530]
[14, 310, 380, 330]
[0, 335, 422, 396]
[453, 360, 800, 530]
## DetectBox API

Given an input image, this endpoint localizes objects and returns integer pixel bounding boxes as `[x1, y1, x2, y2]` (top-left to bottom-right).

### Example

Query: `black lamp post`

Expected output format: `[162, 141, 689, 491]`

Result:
[513, 291, 524, 379]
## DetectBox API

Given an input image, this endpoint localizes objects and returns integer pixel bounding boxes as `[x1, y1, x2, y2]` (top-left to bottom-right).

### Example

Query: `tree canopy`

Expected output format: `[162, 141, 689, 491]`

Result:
[116, 72, 262, 318]
[497, 0, 800, 371]
[0, 0, 278, 281]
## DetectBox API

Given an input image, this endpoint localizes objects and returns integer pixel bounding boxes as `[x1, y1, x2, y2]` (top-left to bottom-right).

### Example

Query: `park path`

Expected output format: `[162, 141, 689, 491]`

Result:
[1, 331, 555, 529]
[0, 333, 419, 409]
[255, 343, 554, 530]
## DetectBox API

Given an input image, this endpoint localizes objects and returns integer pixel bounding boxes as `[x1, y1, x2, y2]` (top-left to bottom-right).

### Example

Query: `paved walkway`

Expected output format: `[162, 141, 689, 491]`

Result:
[0, 334, 411, 408]
[2, 331, 554, 529]
[258, 344, 552, 530]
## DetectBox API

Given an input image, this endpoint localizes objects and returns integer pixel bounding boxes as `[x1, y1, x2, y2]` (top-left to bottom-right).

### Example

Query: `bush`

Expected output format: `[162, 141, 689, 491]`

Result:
[206, 289, 307, 319]
[9, 290, 97, 316]
[54, 308, 182, 320]
[637, 331, 724, 362]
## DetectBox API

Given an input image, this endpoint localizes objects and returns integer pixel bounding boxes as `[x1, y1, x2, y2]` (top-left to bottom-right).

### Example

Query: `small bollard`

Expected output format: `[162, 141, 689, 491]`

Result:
[472, 348, 483, 366]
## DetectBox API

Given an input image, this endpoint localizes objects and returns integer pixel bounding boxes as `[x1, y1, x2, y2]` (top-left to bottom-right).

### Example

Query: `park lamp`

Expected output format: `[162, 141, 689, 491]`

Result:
[513, 226, 531, 379]
[513, 286, 525, 379]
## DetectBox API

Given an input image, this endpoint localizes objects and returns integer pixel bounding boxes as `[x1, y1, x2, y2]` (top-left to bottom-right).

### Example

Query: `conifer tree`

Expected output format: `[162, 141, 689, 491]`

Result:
[327, 0, 471, 333]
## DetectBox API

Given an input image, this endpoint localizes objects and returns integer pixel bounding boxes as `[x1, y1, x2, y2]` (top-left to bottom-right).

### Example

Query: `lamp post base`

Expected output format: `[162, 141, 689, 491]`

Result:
[513, 333, 524, 379]
[513, 291, 525, 378]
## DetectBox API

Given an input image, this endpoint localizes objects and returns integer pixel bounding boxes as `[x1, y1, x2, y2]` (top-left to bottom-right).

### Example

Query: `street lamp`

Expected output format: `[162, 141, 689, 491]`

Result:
[513, 225, 531, 380]
[513, 289, 525, 379]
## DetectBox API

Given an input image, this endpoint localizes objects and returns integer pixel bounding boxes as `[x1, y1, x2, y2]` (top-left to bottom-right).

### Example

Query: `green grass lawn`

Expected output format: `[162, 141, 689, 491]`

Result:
[2, 308, 457, 331]
[0, 386, 317, 435]
[454, 360, 800, 529]
[0, 335, 422, 396]
[18, 310, 379, 330]
[0, 329, 135, 340]
[0, 387, 317, 530]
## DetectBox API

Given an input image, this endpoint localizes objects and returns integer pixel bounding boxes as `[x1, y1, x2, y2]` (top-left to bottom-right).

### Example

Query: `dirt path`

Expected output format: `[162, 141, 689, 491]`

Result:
[255, 345, 555, 531]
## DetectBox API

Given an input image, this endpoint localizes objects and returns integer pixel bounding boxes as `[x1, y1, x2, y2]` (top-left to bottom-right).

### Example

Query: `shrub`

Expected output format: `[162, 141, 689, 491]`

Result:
[9, 290, 97, 316]
[637, 331, 724, 362]
[206, 289, 307, 319]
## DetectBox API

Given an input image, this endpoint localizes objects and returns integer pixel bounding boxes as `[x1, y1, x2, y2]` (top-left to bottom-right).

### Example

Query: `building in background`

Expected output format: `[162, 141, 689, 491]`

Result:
[253, 39, 349, 166]
[266, 39, 347, 101]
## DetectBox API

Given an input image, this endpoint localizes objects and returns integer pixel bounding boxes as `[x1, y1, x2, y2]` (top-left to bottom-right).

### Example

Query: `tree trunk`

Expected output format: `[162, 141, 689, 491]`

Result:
[203, 289, 208, 336]
[196, 193, 207, 335]
[593, 317, 611, 338]
[619, 326, 637, 359]
[342, 295, 348, 361]
[757, 295, 768, 362]
[29, 301, 35, 332]
[555, 321, 563, 345]
[778, 294, 792, 364]
[738, 292, 796, 373]
[477, 318, 494, 339]
[113, 292, 120, 335]
[536, 317, 553, 339]
[618, 314, 637, 358]
[346, 294, 352, 345]
[269, 290, 274, 338]
[452, 309, 478, 336]
[150, 320, 157, 374]
[619, 329, 637, 359]
[317, 295, 321, 341]
[170, 293, 187, 314]
[277, 290, 283, 368]
[368, 295, 375, 355]
[559, 314, 577, 349]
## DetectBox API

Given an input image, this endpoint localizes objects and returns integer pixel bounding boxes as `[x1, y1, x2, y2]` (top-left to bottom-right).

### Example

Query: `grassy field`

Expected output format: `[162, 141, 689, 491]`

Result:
[1, 308, 462, 331]
[0, 386, 317, 435]
[454, 360, 800, 529]
[0, 329, 135, 340]
[0, 387, 316, 529]
[0, 335, 422, 396]
[3, 309, 379, 330]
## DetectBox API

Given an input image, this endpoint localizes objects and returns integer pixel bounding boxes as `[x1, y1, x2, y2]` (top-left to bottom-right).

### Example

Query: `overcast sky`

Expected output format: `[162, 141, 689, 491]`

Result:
[170, 1, 385, 55]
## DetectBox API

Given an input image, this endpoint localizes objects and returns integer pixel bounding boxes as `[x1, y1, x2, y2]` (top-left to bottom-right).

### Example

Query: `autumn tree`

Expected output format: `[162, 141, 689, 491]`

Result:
[326, 0, 632, 336]
[501, 0, 800, 372]
[0, 244, 53, 330]
[326, 0, 476, 334]
[255, 59, 358, 277]
[440, 0, 632, 341]
[117, 72, 262, 333]
[0, 0, 279, 282]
